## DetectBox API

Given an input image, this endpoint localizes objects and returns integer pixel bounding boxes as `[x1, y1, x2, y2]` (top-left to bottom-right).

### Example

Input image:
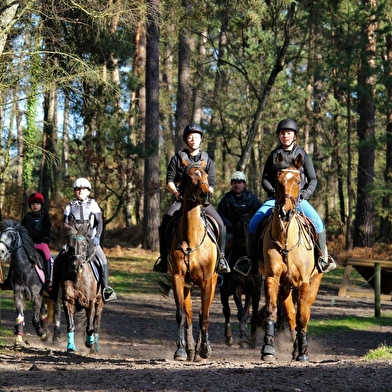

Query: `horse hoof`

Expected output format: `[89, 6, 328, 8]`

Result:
[67, 344, 76, 353]
[262, 353, 276, 362]
[238, 339, 250, 349]
[296, 354, 309, 362]
[225, 337, 233, 346]
[186, 349, 194, 362]
[174, 348, 187, 361]
[85, 335, 94, 348]
[14, 335, 24, 345]
[199, 345, 212, 359]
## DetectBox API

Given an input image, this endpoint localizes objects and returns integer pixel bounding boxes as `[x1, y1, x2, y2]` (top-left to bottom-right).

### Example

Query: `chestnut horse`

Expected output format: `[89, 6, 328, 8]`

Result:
[168, 160, 218, 362]
[258, 153, 323, 362]
[57, 221, 103, 353]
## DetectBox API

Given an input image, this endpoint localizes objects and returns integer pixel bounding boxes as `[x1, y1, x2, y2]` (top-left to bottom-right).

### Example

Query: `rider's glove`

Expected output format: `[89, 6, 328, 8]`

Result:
[93, 237, 100, 246]
[299, 189, 310, 201]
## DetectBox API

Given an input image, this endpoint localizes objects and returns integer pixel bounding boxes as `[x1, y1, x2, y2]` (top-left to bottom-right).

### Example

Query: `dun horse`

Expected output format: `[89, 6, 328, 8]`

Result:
[168, 160, 218, 362]
[258, 153, 323, 362]
[219, 213, 262, 348]
[56, 221, 103, 353]
[0, 220, 61, 345]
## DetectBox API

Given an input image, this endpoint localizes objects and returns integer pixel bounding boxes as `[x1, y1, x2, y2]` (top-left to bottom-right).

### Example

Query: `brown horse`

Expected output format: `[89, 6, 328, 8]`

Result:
[168, 160, 218, 362]
[258, 152, 323, 362]
[57, 221, 103, 353]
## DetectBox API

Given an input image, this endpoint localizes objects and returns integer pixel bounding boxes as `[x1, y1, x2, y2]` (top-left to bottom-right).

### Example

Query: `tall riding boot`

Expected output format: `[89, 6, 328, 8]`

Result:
[153, 222, 168, 273]
[216, 227, 230, 274]
[100, 261, 117, 303]
[316, 229, 337, 273]
[153, 215, 171, 273]
[44, 258, 53, 290]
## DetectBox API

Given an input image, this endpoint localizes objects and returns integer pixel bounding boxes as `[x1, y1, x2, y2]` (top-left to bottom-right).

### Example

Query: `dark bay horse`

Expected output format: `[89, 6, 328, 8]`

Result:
[57, 221, 103, 353]
[168, 160, 218, 362]
[0, 220, 61, 345]
[219, 213, 262, 348]
[258, 153, 323, 362]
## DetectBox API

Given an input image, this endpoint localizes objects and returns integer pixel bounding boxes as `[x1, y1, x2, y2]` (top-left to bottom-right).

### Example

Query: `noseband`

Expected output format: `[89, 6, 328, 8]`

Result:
[0, 228, 19, 259]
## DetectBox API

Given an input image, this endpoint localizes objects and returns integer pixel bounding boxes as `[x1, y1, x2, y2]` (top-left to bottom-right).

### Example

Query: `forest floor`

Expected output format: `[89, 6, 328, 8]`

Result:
[1, 243, 392, 391]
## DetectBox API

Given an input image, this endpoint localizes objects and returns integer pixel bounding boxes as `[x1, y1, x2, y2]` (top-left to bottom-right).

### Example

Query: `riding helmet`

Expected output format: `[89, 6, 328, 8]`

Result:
[276, 118, 299, 135]
[28, 192, 45, 206]
[183, 124, 205, 142]
[231, 171, 246, 182]
[73, 178, 92, 190]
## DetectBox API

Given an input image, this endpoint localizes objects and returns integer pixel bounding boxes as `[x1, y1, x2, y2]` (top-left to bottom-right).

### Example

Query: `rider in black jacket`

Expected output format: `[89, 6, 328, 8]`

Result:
[153, 123, 230, 275]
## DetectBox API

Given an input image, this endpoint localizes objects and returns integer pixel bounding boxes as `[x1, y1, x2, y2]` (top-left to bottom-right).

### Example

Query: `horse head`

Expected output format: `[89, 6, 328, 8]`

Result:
[64, 221, 95, 273]
[182, 160, 211, 206]
[274, 153, 303, 220]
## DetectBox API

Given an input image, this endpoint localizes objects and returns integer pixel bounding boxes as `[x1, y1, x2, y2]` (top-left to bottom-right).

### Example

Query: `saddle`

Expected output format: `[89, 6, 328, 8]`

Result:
[255, 212, 318, 259]
[164, 210, 220, 253]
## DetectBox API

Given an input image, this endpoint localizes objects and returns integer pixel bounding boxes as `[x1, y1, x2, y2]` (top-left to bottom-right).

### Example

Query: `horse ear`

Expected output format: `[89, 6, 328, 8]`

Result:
[181, 158, 189, 167]
[294, 153, 303, 169]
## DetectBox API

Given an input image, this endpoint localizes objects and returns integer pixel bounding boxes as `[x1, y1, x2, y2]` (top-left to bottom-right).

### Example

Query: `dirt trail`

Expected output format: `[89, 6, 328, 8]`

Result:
[1, 284, 392, 391]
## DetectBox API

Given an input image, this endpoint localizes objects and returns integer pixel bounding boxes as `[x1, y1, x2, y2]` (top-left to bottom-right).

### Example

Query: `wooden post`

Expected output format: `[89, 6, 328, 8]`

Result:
[374, 263, 381, 318]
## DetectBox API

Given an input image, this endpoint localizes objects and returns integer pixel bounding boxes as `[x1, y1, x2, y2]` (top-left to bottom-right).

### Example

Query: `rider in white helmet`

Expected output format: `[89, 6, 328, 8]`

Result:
[217, 171, 262, 276]
[52, 178, 117, 303]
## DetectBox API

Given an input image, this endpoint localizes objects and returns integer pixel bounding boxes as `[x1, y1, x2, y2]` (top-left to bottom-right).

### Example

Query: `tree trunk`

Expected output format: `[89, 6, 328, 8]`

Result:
[353, 0, 376, 247]
[143, 0, 160, 251]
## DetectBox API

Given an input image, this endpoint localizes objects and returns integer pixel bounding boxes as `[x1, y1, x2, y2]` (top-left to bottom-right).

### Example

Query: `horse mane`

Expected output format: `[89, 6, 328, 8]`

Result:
[0, 219, 39, 264]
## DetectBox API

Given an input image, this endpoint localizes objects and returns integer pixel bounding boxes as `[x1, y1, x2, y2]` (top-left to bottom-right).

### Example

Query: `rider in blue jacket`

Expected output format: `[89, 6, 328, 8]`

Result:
[249, 118, 336, 273]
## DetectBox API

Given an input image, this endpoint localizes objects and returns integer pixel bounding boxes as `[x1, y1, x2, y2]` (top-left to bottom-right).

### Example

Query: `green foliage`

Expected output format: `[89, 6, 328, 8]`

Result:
[365, 344, 392, 361]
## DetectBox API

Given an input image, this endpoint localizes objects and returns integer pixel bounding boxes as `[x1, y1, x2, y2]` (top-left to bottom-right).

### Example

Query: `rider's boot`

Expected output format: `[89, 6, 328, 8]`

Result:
[316, 229, 337, 273]
[101, 262, 117, 303]
[216, 228, 230, 274]
[44, 257, 53, 292]
[153, 219, 168, 273]
[0, 267, 13, 290]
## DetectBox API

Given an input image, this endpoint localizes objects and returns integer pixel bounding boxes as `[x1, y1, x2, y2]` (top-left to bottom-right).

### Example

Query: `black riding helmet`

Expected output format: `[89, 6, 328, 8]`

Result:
[276, 118, 299, 135]
[183, 124, 205, 142]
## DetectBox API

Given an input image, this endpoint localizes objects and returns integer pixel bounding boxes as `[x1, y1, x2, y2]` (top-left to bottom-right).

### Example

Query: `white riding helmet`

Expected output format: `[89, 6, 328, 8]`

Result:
[231, 171, 246, 182]
[73, 178, 91, 190]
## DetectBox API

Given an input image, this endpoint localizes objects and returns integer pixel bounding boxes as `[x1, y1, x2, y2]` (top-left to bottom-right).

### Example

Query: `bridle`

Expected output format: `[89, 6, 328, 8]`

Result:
[0, 228, 21, 260]
[68, 234, 95, 273]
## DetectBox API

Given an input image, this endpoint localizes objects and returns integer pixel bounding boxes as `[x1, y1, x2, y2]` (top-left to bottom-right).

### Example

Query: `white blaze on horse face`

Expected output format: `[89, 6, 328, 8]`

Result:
[195, 169, 202, 178]
[0, 242, 10, 260]
[285, 172, 294, 180]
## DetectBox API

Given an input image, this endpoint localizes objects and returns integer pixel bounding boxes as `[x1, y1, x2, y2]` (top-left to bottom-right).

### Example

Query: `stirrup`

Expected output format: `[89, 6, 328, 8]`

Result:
[317, 255, 337, 273]
[102, 287, 117, 303]
[233, 256, 252, 276]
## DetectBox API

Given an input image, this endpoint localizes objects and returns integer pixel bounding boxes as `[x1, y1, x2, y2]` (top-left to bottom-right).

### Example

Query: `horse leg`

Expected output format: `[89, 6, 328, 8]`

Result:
[219, 283, 233, 346]
[31, 295, 45, 337]
[261, 276, 279, 361]
[249, 279, 262, 349]
[85, 301, 96, 349]
[91, 300, 103, 353]
[172, 275, 188, 361]
[183, 287, 195, 361]
[52, 297, 62, 344]
[233, 287, 249, 349]
[293, 275, 322, 362]
[63, 299, 77, 352]
[194, 278, 215, 361]
[13, 291, 25, 345]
